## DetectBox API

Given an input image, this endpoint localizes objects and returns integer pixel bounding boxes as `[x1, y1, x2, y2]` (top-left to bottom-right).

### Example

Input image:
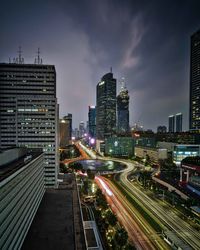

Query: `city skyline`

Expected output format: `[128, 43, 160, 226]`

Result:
[0, 1, 200, 130]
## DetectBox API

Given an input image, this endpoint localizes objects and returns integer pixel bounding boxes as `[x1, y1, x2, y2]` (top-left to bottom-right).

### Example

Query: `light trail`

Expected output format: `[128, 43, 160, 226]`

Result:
[95, 176, 159, 250]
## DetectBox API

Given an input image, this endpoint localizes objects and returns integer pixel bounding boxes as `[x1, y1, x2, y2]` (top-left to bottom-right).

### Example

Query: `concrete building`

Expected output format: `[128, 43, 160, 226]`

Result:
[176, 113, 183, 132]
[168, 115, 175, 132]
[189, 29, 200, 131]
[157, 126, 167, 133]
[88, 106, 96, 138]
[105, 137, 134, 157]
[173, 144, 200, 165]
[180, 157, 200, 196]
[0, 148, 45, 249]
[135, 147, 167, 163]
[96, 71, 116, 139]
[79, 121, 85, 138]
[117, 78, 129, 134]
[0, 62, 59, 188]
[59, 114, 72, 147]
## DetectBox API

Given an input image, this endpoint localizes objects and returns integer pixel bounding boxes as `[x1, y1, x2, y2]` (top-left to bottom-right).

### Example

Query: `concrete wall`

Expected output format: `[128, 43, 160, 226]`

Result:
[0, 148, 27, 167]
[0, 153, 45, 249]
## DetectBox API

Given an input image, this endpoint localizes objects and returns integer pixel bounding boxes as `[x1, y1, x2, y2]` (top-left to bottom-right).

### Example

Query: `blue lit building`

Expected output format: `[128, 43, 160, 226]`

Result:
[117, 80, 129, 134]
[88, 106, 96, 138]
[173, 144, 200, 165]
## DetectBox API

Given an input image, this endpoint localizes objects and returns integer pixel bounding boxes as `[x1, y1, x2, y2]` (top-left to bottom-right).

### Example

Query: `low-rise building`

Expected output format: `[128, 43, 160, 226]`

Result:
[135, 146, 167, 163]
[173, 144, 200, 165]
[105, 137, 134, 157]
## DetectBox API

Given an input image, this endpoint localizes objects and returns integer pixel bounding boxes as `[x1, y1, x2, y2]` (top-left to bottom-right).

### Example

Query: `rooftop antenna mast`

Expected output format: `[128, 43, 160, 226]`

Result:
[110, 66, 112, 73]
[35, 48, 42, 64]
[17, 46, 24, 64]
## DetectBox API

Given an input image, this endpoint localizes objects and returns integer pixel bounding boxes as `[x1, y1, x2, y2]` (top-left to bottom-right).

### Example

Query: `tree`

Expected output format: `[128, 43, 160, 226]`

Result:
[114, 228, 128, 249]
[105, 210, 117, 227]
[59, 162, 67, 173]
[96, 188, 108, 209]
[87, 169, 95, 179]
[125, 243, 136, 250]
[70, 162, 83, 171]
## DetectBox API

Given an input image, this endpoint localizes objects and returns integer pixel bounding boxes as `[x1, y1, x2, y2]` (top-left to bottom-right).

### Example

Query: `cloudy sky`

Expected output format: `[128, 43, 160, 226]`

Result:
[0, 0, 200, 131]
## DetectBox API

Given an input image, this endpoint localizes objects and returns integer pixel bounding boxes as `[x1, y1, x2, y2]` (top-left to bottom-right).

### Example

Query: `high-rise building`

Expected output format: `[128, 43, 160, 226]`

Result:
[0, 62, 59, 188]
[117, 78, 129, 134]
[88, 106, 96, 138]
[79, 121, 85, 137]
[157, 126, 167, 133]
[59, 113, 72, 147]
[0, 148, 45, 249]
[189, 29, 200, 131]
[168, 115, 175, 132]
[96, 71, 116, 139]
[176, 113, 183, 132]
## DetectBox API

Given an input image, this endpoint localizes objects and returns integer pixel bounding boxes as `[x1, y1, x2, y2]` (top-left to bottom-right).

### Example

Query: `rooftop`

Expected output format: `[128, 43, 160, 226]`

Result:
[0, 150, 42, 182]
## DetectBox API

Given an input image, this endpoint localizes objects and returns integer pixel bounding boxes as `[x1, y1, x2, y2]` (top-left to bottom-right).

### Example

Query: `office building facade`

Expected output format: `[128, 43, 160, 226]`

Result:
[176, 113, 183, 132]
[0, 63, 59, 187]
[0, 148, 45, 249]
[190, 29, 200, 131]
[59, 114, 72, 147]
[117, 82, 129, 134]
[79, 121, 85, 138]
[88, 106, 96, 138]
[96, 72, 116, 140]
[168, 115, 175, 132]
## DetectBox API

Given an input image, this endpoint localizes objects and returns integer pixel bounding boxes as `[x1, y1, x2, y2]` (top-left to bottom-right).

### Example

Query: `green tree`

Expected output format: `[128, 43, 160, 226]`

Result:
[114, 228, 128, 249]
[105, 210, 117, 227]
[87, 169, 95, 179]
[59, 162, 67, 173]
[70, 162, 83, 171]
[125, 243, 136, 250]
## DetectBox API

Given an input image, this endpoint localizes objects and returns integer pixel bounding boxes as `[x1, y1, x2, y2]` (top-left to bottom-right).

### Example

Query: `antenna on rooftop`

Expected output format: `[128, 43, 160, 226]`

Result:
[110, 66, 112, 73]
[17, 46, 24, 64]
[35, 48, 42, 64]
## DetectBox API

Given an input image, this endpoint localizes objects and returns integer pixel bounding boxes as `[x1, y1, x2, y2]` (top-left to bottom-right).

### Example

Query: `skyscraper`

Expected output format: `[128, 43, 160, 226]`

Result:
[168, 115, 175, 132]
[88, 106, 96, 138]
[79, 121, 85, 137]
[176, 113, 183, 132]
[117, 78, 129, 134]
[0, 62, 59, 188]
[189, 29, 200, 131]
[96, 71, 116, 140]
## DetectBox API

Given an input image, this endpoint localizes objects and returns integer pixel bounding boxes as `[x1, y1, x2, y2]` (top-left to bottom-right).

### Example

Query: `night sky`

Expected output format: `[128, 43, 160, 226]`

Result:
[0, 0, 200, 131]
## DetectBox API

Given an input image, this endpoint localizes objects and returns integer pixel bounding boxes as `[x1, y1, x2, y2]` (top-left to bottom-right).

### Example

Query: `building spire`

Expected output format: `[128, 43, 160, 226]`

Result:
[120, 77, 126, 90]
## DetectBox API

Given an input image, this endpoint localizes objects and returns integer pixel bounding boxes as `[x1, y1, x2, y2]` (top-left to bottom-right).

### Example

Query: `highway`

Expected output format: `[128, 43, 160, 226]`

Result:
[95, 176, 159, 250]
[77, 144, 200, 249]
[119, 160, 200, 250]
